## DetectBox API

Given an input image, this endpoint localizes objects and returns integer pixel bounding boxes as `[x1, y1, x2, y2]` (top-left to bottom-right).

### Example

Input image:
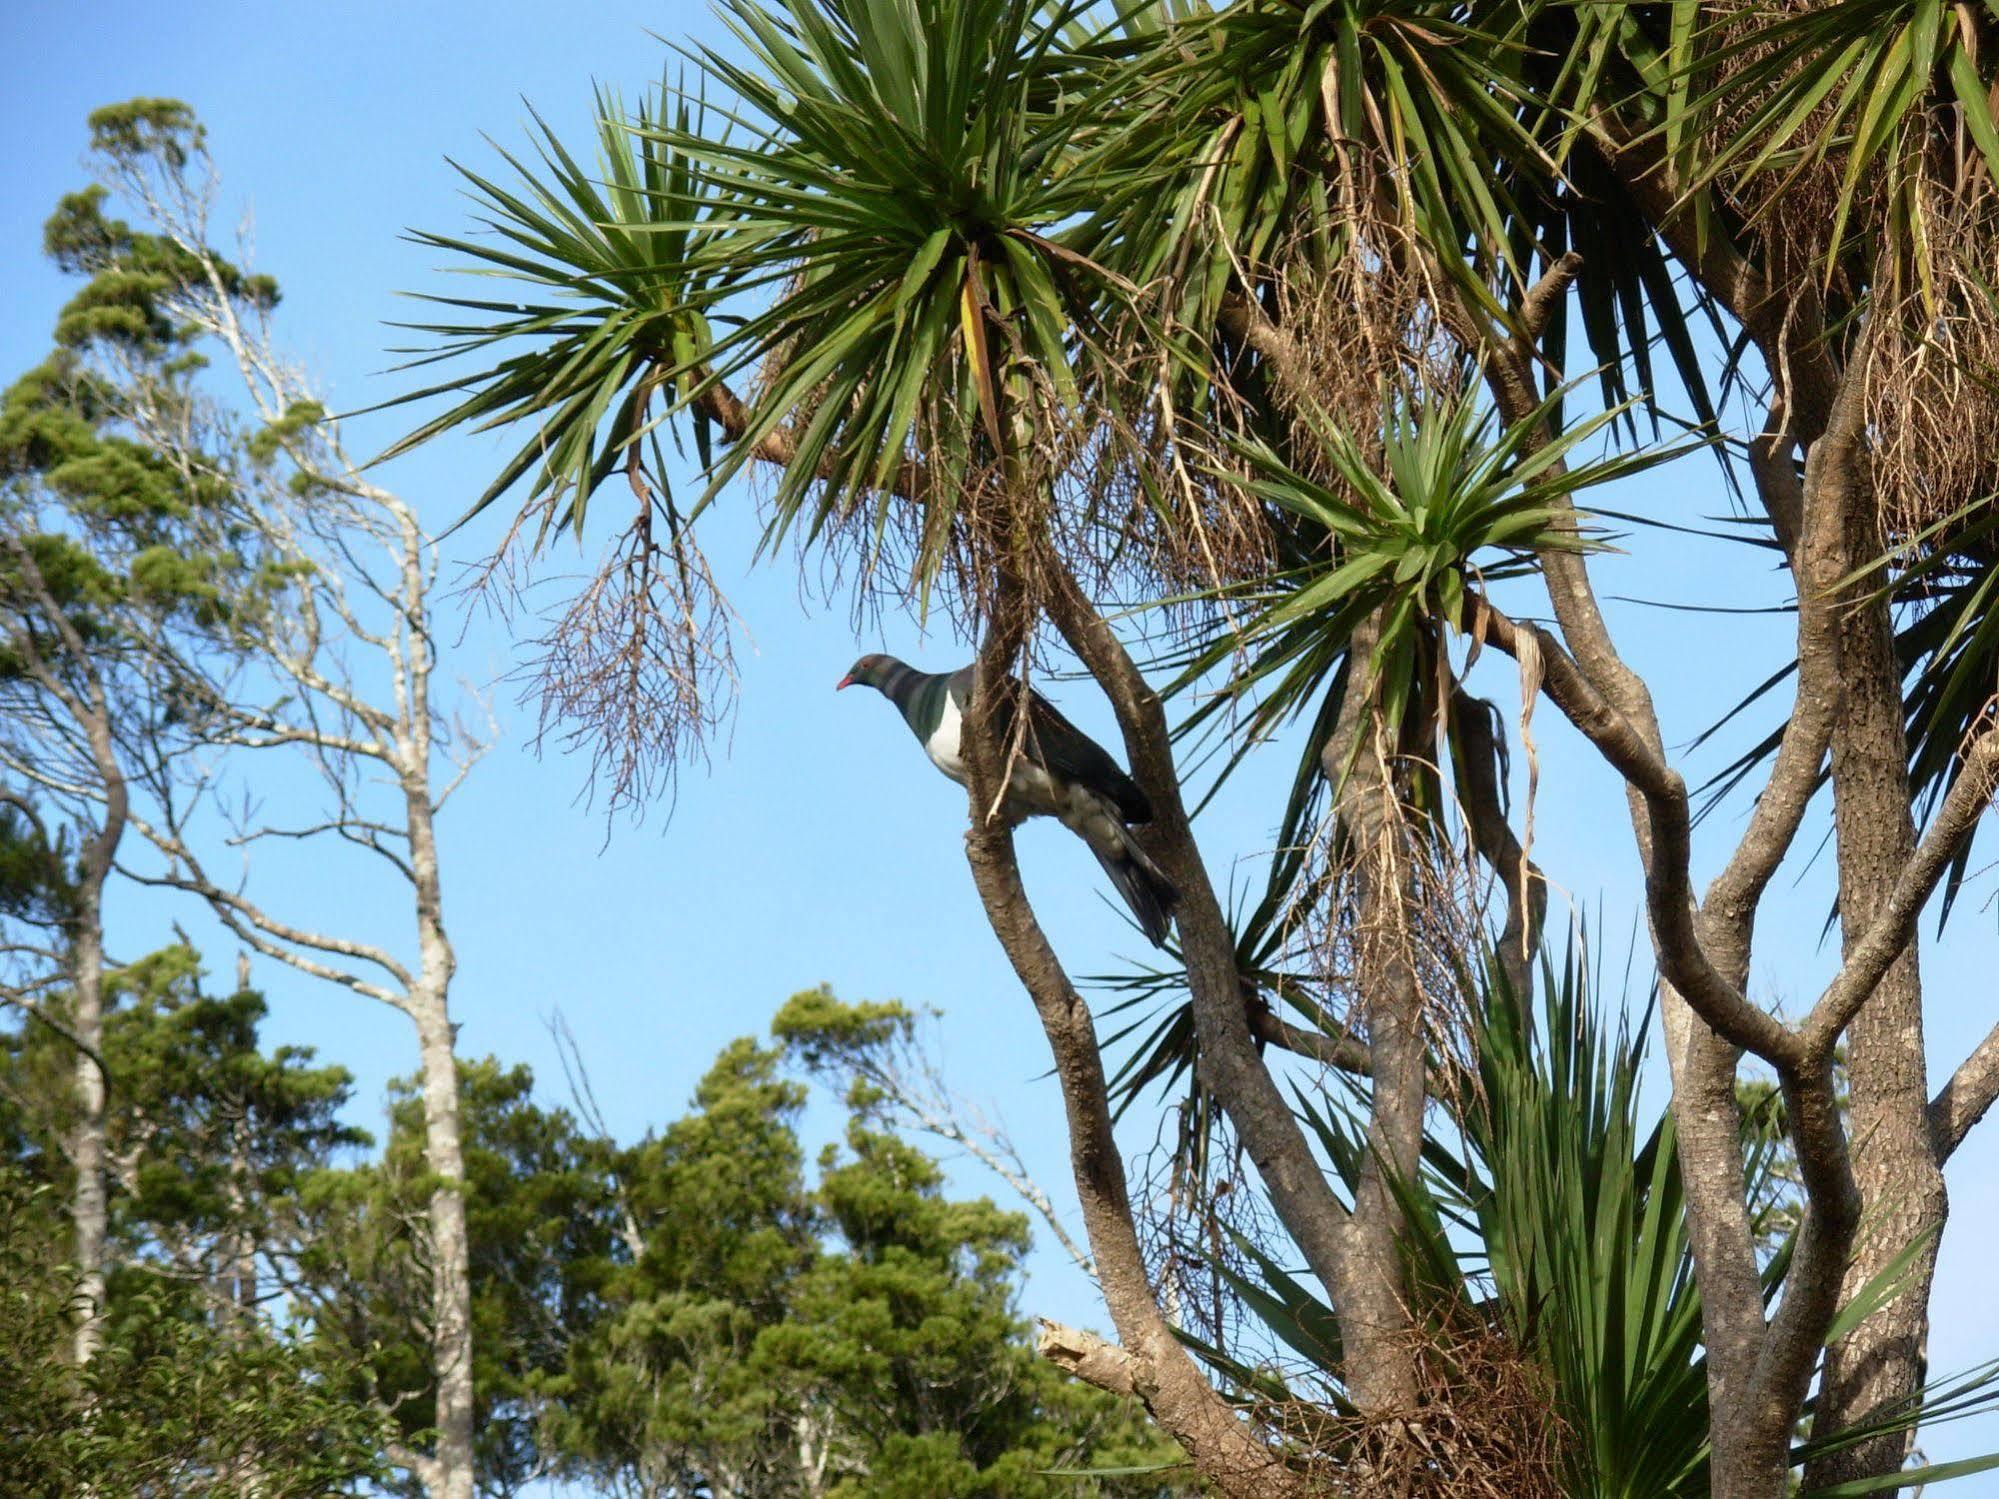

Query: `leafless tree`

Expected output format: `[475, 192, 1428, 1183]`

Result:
[78, 130, 490, 1499]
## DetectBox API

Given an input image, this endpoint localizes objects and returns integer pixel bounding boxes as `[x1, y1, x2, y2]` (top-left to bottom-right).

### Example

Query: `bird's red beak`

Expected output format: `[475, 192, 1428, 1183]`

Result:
[835, 674, 854, 691]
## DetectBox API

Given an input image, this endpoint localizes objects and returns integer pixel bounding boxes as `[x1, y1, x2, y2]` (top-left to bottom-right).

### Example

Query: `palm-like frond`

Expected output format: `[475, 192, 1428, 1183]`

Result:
[1183, 943, 1719, 1492]
[1077, 0, 1549, 327]
[1100, 385, 1684, 1132]
[1211, 942, 1999, 1492]
[660, 0, 1118, 576]
[1172, 381, 1681, 828]
[378, 83, 728, 541]
[389, 0, 1135, 597]
[1444, 952, 1714, 1497]
[1067, 0, 1735, 458]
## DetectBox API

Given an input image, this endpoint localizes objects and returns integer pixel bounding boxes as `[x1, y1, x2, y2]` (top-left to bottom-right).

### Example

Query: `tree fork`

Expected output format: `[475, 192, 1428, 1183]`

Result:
[958, 588, 1306, 1499]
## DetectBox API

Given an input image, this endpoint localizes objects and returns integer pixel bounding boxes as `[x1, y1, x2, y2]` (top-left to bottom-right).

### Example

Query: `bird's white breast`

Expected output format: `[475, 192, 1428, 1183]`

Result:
[924, 696, 1121, 852]
[924, 691, 969, 783]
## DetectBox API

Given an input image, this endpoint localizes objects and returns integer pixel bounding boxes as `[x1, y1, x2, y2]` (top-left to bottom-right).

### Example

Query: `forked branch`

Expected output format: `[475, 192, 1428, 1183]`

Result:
[957, 586, 1303, 1498]
[1463, 598, 1801, 1066]
[1037, 557, 1361, 1302]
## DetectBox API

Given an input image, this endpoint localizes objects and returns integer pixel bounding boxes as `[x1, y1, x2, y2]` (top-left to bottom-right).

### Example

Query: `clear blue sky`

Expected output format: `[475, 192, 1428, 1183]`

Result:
[5, 0, 1999, 1479]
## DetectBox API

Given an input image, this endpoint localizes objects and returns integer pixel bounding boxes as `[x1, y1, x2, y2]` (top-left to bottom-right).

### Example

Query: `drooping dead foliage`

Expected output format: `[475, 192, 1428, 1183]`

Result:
[1700, 0, 1999, 541]
[1860, 184, 1999, 541]
[508, 491, 739, 823]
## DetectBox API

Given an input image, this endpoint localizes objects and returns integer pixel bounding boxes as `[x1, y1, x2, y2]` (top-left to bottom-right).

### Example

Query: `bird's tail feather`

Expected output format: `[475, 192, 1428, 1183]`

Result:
[1095, 831, 1180, 948]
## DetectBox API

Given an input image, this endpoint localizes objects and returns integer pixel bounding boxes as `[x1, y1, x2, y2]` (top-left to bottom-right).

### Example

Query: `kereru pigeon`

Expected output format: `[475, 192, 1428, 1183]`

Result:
[838, 654, 1180, 947]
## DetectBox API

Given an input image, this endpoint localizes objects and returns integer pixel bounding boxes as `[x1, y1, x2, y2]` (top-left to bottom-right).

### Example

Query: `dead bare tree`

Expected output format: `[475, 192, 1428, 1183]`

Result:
[61, 112, 492, 1499]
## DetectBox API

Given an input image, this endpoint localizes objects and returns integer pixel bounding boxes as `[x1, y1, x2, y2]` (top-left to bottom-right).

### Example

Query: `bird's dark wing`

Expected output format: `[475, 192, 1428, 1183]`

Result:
[945, 666, 1153, 822]
[1022, 689, 1152, 823]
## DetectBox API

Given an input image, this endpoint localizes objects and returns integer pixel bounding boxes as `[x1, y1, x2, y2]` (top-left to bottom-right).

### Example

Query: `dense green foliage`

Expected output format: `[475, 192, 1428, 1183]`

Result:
[0, 1171, 389, 1499]
[0, 956, 389, 1496]
[0, 931, 1181, 1496]
[548, 997, 1183, 1497]
[305, 998, 1185, 1497]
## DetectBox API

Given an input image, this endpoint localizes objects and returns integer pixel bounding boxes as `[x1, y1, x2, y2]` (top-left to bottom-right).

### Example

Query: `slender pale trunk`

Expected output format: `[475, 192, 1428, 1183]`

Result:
[403, 565, 472, 1499]
[409, 810, 471, 1499]
[1807, 524, 1943, 1488]
[413, 993, 472, 1499]
[224, 1104, 267, 1494]
[69, 899, 109, 1367]
[68, 699, 125, 1369]
[229, 954, 258, 1332]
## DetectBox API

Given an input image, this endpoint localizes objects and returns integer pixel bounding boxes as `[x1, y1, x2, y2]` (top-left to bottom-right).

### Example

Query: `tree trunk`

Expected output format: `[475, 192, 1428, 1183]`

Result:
[1660, 992, 1788, 1498]
[402, 537, 474, 1499]
[413, 996, 474, 1499]
[230, 953, 259, 1333]
[68, 904, 108, 1368]
[1329, 828, 1425, 1414]
[1317, 613, 1424, 1414]
[1807, 538, 1943, 1489]
[960, 606, 1313, 1499]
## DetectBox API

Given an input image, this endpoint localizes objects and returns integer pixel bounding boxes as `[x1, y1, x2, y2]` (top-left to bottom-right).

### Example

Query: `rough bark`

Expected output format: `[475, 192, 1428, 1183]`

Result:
[1805, 509, 1944, 1489]
[1932, 1025, 1999, 1160]
[1314, 614, 1424, 1412]
[1588, 119, 1959, 1491]
[1683, 388, 1849, 1495]
[1455, 568, 1881, 1499]
[1459, 266, 1842, 1493]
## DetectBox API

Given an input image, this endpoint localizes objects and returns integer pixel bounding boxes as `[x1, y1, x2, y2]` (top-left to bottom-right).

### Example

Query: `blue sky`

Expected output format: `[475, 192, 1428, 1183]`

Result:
[6, 0, 1999, 1479]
